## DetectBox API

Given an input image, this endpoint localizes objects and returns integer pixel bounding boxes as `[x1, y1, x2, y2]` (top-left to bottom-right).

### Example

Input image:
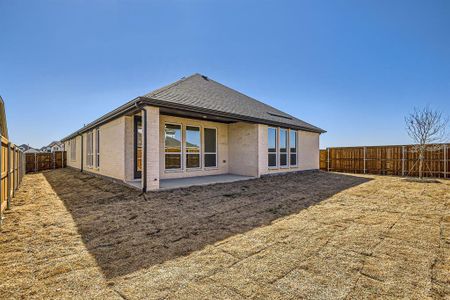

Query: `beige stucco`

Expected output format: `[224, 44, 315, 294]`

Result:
[298, 130, 320, 170]
[145, 106, 160, 190]
[228, 122, 259, 177]
[64, 106, 321, 191]
[65, 116, 127, 182]
[158, 114, 229, 180]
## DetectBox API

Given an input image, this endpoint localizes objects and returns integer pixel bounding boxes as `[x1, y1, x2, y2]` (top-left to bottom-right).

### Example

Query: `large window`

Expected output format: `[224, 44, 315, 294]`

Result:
[165, 124, 182, 169]
[279, 128, 288, 167]
[290, 130, 297, 166]
[86, 131, 94, 167]
[70, 139, 76, 161]
[95, 128, 100, 168]
[204, 128, 217, 168]
[186, 126, 201, 168]
[268, 127, 277, 167]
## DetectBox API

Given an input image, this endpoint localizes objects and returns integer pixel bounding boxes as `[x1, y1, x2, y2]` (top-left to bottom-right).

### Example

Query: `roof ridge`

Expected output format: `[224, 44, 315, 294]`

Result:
[205, 76, 294, 117]
[143, 73, 201, 98]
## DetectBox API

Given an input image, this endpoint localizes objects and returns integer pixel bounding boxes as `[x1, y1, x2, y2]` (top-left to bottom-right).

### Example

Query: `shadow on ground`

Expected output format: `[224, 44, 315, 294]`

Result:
[43, 169, 371, 279]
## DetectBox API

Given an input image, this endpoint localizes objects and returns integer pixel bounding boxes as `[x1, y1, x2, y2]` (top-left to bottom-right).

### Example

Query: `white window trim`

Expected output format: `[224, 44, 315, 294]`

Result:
[289, 129, 298, 168]
[268, 127, 278, 169]
[279, 128, 289, 168]
[203, 126, 218, 169]
[164, 122, 183, 172]
[86, 131, 94, 168]
[70, 139, 77, 161]
[185, 125, 202, 170]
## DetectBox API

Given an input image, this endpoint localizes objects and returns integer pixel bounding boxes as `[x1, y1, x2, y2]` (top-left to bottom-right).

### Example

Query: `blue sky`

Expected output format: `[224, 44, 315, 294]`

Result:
[1, 0, 449, 148]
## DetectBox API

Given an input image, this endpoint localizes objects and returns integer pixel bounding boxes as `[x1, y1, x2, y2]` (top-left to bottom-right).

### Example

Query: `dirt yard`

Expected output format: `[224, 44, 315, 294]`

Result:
[0, 169, 449, 299]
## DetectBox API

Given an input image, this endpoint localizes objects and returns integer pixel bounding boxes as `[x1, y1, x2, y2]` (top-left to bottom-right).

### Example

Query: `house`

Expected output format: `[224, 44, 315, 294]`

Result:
[41, 141, 64, 153]
[61, 74, 325, 191]
[24, 148, 40, 154]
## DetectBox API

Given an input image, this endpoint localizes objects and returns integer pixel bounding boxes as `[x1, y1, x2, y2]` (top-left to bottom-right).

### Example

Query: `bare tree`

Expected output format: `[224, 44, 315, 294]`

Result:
[405, 106, 448, 179]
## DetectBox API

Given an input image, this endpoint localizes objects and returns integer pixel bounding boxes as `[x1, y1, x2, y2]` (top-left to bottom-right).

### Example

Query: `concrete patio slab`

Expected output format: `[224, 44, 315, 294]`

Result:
[160, 174, 255, 190]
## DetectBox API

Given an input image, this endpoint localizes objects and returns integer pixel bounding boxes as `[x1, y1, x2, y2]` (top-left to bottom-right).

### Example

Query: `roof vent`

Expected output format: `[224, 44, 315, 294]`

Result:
[267, 112, 292, 120]
[201, 75, 209, 81]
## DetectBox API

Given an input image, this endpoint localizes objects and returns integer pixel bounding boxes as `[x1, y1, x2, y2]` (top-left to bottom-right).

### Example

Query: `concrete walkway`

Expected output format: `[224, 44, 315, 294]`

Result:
[160, 174, 255, 189]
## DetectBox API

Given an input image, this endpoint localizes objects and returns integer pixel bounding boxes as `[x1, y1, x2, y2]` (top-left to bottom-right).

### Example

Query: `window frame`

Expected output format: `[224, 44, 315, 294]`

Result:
[203, 127, 218, 169]
[70, 138, 77, 161]
[289, 129, 297, 167]
[164, 122, 183, 171]
[86, 131, 94, 168]
[185, 125, 202, 170]
[268, 127, 278, 169]
[279, 128, 289, 168]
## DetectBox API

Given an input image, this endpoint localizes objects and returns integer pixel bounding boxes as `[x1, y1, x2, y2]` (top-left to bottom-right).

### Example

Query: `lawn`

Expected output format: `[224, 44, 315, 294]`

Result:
[0, 169, 448, 299]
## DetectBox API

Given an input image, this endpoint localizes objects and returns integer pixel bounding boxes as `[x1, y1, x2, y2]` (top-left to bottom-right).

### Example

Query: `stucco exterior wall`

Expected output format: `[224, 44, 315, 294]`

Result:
[124, 116, 134, 182]
[65, 135, 82, 170]
[159, 115, 229, 180]
[65, 116, 127, 181]
[228, 122, 259, 177]
[145, 106, 160, 190]
[298, 130, 320, 170]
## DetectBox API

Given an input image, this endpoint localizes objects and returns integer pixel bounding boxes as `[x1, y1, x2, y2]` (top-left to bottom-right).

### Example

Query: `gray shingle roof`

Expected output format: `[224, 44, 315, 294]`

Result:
[143, 74, 325, 133]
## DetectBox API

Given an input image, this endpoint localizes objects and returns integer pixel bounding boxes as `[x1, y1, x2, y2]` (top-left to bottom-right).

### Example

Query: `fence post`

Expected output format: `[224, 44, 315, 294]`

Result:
[327, 148, 330, 172]
[444, 144, 447, 179]
[402, 146, 406, 177]
[12, 147, 15, 198]
[0, 141, 3, 224]
[363, 147, 367, 174]
[62, 151, 64, 168]
[53, 151, 56, 169]
[6, 143, 11, 210]
[34, 152, 37, 172]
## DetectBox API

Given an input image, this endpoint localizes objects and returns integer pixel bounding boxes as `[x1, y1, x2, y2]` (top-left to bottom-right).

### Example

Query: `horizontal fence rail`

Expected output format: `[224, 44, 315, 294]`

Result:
[320, 144, 449, 178]
[25, 151, 66, 173]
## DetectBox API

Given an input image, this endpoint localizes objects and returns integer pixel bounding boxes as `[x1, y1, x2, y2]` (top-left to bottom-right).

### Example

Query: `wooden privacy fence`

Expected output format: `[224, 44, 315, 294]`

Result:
[320, 144, 450, 178]
[1, 138, 26, 217]
[25, 151, 67, 173]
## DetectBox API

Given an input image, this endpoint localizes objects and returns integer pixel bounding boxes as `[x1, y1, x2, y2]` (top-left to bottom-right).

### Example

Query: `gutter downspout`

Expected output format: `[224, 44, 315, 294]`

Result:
[135, 99, 147, 193]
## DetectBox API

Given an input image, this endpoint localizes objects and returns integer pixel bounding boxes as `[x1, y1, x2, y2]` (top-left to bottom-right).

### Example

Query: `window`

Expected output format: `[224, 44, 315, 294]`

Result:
[86, 131, 94, 167]
[70, 139, 76, 161]
[279, 128, 288, 167]
[204, 128, 217, 168]
[186, 126, 201, 168]
[268, 127, 277, 167]
[290, 130, 297, 166]
[165, 124, 182, 169]
[95, 128, 100, 168]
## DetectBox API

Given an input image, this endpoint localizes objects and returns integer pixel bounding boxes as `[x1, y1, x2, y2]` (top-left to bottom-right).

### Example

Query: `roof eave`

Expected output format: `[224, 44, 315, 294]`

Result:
[141, 97, 326, 134]
[61, 97, 143, 142]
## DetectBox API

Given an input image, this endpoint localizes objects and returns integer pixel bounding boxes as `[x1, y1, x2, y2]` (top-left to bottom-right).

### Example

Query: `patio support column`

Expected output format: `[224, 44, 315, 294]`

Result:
[144, 106, 160, 191]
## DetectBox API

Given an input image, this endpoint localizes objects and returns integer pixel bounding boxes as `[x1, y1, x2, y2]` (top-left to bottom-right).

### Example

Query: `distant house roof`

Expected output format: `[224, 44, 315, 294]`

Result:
[62, 74, 325, 141]
[24, 148, 40, 154]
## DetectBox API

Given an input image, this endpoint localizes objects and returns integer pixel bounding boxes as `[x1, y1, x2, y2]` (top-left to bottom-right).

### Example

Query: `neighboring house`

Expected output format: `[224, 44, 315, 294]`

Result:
[41, 141, 64, 153]
[61, 74, 325, 191]
[18, 144, 40, 153]
[24, 148, 40, 154]
[17, 144, 31, 152]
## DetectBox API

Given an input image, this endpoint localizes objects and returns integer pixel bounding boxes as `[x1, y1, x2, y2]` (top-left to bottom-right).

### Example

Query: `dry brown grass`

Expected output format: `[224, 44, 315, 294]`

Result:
[0, 169, 449, 299]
